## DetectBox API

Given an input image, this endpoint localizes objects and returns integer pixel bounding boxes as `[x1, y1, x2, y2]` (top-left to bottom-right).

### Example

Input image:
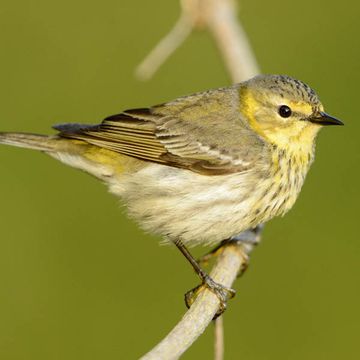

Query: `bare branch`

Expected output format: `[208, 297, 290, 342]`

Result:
[135, 0, 259, 82]
[140, 244, 250, 360]
[205, 0, 259, 82]
[214, 316, 224, 360]
[135, 13, 193, 81]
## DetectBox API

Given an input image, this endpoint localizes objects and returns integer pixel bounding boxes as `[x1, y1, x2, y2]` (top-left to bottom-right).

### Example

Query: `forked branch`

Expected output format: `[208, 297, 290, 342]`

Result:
[135, 0, 259, 83]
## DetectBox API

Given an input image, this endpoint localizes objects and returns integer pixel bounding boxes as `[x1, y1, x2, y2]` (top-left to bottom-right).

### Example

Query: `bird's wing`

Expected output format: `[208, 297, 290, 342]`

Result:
[54, 87, 267, 175]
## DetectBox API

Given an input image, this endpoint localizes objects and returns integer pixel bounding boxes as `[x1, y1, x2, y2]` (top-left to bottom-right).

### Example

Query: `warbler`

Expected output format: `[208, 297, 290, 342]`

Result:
[0, 74, 343, 310]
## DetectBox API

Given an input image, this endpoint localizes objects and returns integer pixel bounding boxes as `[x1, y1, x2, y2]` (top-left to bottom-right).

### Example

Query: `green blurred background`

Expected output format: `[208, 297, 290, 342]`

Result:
[0, 0, 358, 359]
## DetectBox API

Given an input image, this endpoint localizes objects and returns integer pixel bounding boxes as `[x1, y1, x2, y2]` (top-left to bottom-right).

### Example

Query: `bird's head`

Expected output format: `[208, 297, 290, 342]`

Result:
[239, 74, 343, 149]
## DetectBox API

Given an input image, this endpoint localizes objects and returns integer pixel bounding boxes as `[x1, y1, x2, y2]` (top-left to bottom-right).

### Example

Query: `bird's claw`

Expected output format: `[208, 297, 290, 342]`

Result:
[184, 274, 236, 318]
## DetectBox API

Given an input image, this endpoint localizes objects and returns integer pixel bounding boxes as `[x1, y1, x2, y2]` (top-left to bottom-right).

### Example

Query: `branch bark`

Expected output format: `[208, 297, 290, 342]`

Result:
[214, 303, 224, 360]
[140, 244, 250, 360]
[135, 0, 259, 82]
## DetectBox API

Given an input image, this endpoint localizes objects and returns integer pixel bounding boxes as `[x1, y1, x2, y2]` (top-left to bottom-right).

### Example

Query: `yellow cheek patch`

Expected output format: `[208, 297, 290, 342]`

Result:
[238, 87, 270, 140]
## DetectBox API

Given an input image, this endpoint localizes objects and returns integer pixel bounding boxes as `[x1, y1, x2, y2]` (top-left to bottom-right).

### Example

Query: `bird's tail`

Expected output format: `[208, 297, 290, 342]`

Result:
[0, 132, 62, 152]
[0, 131, 129, 180]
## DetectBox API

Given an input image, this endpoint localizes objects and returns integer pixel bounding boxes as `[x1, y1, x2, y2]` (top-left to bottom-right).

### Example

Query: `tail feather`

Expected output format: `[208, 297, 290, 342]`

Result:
[0, 131, 130, 180]
[0, 132, 58, 152]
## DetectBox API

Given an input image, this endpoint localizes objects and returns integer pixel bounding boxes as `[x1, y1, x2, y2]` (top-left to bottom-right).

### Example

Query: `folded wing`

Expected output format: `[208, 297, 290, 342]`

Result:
[54, 87, 266, 175]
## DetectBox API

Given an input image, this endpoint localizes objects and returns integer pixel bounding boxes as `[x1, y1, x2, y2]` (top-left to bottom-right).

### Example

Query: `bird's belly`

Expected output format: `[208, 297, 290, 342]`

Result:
[108, 157, 307, 246]
[108, 164, 276, 246]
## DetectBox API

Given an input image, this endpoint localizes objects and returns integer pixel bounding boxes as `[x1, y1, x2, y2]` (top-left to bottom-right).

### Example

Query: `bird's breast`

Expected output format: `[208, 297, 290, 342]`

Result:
[250, 146, 315, 225]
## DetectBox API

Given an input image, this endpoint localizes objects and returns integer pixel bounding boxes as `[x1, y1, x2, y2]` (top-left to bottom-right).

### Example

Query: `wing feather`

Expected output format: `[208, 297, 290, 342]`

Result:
[55, 86, 267, 175]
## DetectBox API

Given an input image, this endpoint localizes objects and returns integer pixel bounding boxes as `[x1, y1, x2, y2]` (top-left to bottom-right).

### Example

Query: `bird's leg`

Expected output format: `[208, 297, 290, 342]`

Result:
[229, 224, 263, 277]
[197, 239, 229, 267]
[198, 224, 264, 277]
[174, 239, 235, 317]
[230, 224, 264, 246]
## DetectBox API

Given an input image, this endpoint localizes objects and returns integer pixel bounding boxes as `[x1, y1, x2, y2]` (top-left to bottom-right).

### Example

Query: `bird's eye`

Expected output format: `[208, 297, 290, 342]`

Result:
[278, 105, 292, 118]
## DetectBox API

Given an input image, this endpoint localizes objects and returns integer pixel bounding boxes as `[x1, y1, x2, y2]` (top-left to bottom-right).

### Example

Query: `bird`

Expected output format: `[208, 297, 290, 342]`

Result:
[0, 74, 343, 312]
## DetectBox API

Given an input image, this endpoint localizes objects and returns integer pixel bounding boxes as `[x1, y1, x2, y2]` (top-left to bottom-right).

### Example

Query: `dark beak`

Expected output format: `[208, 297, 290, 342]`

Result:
[310, 111, 344, 126]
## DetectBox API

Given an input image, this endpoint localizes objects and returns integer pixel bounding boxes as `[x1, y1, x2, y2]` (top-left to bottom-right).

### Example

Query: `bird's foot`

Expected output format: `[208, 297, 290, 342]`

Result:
[185, 272, 236, 318]
[229, 225, 263, 277]
[197, 241, 227, 267]
[197, 225, 262, 278]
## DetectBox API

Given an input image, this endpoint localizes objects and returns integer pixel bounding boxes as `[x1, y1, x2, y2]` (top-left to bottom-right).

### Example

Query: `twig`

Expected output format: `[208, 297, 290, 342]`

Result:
[214, 316, 224, 360]
[140, 244, 251, 360]
[135, 12, 193, 81]
[135, 0, 260, 82]
[205, 0, 259, 82]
